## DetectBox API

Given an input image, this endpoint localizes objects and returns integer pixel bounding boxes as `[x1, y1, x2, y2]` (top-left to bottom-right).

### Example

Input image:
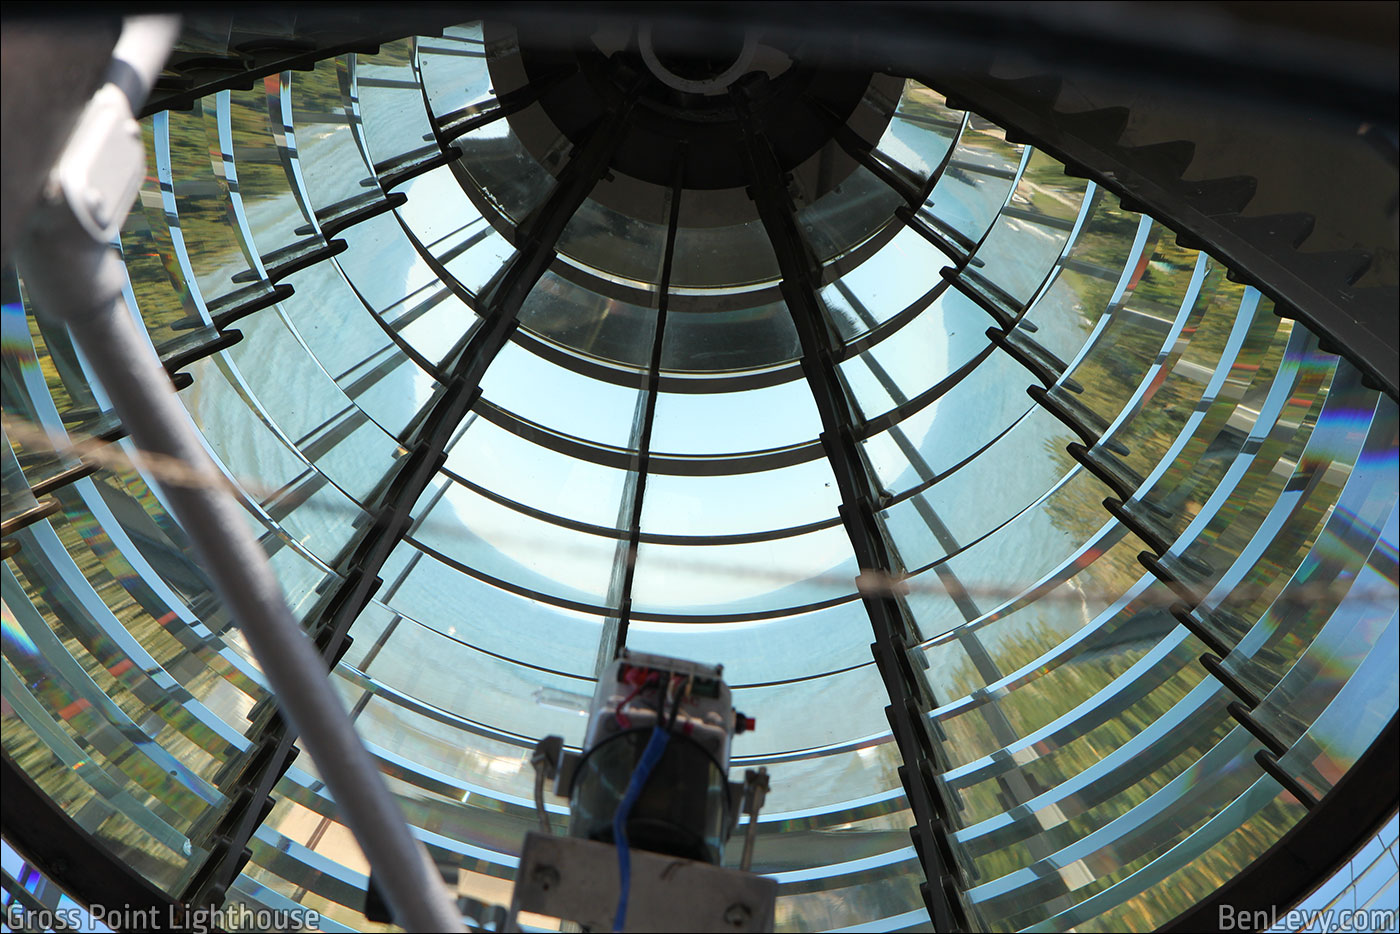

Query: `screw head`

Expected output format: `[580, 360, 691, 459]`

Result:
[532, 865, 560, 891]
[724, 903, 751, 927]
[84, 187, 109, 227]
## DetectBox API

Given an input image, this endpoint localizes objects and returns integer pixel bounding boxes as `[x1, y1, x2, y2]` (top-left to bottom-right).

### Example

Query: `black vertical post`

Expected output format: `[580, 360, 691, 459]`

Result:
[733, 83, 973, 932]
[608, 162, 685, 661]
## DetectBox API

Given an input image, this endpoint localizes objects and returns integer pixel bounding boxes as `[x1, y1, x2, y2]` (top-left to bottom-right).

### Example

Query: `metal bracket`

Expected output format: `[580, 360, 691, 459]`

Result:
[530, 735, 565, 834]
[53, 84, 145, 243]
[738, 768, 770, 873]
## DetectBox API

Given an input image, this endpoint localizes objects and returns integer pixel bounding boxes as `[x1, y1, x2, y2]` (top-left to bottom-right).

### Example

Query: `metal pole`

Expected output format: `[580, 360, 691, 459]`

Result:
[15, 16, 464, 932]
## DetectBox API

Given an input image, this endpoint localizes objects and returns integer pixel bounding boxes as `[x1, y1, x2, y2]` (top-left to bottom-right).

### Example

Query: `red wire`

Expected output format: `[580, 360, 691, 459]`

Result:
[614, 672, 655, 729]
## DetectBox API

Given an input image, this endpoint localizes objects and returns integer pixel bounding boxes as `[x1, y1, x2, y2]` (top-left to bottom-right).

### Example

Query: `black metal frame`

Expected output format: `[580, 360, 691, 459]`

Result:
[3, 5, 1396, 931]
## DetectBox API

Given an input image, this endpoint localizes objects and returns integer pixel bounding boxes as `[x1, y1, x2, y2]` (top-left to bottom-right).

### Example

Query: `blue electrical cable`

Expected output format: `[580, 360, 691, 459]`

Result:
[612, 725, 671, 932]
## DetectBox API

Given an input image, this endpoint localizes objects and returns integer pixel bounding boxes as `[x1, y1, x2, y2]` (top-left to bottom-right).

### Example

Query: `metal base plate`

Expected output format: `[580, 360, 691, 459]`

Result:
[507, 833, 776, 932]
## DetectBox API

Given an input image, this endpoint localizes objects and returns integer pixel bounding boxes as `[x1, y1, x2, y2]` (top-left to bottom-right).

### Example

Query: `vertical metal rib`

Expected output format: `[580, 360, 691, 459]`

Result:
[606, 161, 685, 663]
[732, 84, 972, 932]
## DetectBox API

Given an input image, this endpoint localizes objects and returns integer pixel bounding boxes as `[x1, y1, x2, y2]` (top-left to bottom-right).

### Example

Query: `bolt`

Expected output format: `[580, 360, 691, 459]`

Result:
[532, 865, 560, 892]
[84, 187, 109, 227]
[724, 903, 751, 927]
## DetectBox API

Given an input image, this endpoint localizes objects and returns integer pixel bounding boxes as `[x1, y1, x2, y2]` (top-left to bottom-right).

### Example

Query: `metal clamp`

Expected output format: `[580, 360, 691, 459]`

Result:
[738, 768, 770, 873]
